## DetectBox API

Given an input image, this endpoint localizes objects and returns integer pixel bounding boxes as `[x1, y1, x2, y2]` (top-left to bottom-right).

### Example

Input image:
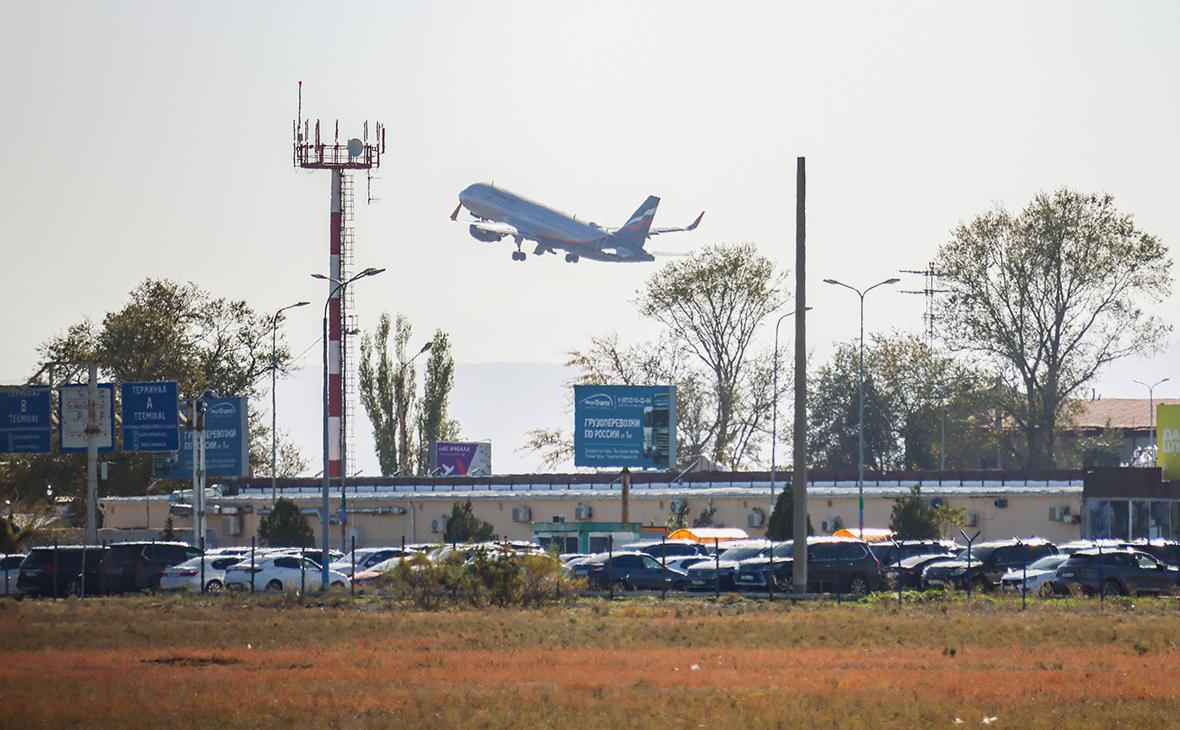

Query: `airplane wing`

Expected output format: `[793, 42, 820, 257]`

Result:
[648, 211, 705, 237]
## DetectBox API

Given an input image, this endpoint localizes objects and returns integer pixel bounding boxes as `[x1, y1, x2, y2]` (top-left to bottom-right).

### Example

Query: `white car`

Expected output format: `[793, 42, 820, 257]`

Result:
[159, 555, 243, 592]
[224, 554, 350, 593]
[1, 553, 25, 595]
[331, 547, 412, 577]
[999, 554, 1071, 597]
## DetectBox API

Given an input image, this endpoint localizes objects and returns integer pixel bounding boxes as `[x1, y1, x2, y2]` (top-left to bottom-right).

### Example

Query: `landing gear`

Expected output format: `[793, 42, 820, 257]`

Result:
[511, 251, 526, 262]
[564, 253, 579, 263]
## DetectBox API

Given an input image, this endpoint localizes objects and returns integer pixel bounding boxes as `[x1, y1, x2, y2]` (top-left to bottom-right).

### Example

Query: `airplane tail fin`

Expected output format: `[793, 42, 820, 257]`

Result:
[611, 195, 660, 249]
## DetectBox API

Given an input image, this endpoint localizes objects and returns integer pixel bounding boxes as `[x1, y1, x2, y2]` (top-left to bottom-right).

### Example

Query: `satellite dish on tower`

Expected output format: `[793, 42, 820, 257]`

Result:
[347, 138, 363, 157]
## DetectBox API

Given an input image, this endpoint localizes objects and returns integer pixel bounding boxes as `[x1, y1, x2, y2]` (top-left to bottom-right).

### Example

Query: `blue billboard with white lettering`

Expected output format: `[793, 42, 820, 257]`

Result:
[160, 396, 250, 479]
[0, 388, 52, 454]
[573, 385, 676, 469]
[121, 381, 179, 452]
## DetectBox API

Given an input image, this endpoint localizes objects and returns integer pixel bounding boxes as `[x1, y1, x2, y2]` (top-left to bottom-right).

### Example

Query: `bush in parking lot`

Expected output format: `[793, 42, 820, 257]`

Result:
[382, 549, 582, 609]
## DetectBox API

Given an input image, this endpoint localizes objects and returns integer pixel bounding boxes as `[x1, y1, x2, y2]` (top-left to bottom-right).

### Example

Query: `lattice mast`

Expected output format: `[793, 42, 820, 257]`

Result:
[292, 81, 384, 487]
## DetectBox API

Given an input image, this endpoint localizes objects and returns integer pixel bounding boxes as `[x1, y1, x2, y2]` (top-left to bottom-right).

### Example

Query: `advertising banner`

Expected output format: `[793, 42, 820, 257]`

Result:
[1159, 404, 1180, 481]
[573, 385, 676, 469]
[0, 387, 52, 454]
[431, 441, 492, 476]
[160, 396, 250, 479]
[59, 384, 115, 453]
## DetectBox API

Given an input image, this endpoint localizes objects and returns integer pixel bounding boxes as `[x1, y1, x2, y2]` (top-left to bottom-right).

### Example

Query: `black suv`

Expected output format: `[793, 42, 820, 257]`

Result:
[17, 546, 106, 597]
[622, 540, 710, 561]
[572, 552, 688, 590]
[101, 541, 202, 593]
[870, 540, 960, 568]
[1129, 540, 1180, 567]
[734, 538, 884, 595]
[1054, 549, 1180, 596]
[922, 539, 1057, 592]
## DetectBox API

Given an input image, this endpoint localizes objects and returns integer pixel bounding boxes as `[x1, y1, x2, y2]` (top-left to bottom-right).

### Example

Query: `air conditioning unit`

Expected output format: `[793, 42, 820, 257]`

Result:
[222, 515, 242, 537]
[1049, 506, 1066, 522]
[574, 504, 592, 520]
[821, 520, 832, 533]
[993, 498, 1008, 509]
[511, 506, 532, 523]
[1062, 513, 1080, 524]
[967, 512, 980, 527]
[431, 515, 448, 534]
[670, 498, 687, 513]
[747, 508, 766, 528]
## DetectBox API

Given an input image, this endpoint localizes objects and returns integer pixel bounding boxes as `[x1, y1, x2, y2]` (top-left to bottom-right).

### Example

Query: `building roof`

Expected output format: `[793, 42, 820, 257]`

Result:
[1072, 398, 1180, 430]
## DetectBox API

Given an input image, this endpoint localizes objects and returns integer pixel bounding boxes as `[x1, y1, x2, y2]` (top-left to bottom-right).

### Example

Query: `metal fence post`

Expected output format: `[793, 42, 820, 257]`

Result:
[250, 537, 256, 593]
[894, 538, 903, 608]
[1098, 542, 1105, 608]
[714, 538, 720, 600]
[769, 539, 775, 602]
[52, 538, 58, 599]
[608, 535, 614, 600]
[300, 550, 306, 596]
[199, 539, 206, 594]
[960, 530, 980, 600]
[1021, 540, 1028, 611]
[660, 534, 667, 601]
[350, 534, 356, 597]
[80, 543, 87, 599]
[101, 540, 107, 595]
[835, 548, 842, 605]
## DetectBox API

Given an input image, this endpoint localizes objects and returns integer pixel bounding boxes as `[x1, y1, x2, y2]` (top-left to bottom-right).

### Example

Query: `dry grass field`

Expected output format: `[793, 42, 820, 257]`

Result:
[3, 593, 1180, 728]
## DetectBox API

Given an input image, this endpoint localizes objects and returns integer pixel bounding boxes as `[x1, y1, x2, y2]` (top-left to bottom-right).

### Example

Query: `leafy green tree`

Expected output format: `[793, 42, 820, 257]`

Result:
[666, 500, 690, 530]
[443, 500, 495, 543]
[766, 483, 813, 540]
[416, 329, 461, 473]
[258, 498, 314, 547]
[935, 189, 1172, 468]
[692, 500, 717, 528]
[888, 486, 941, 539]
[933, 502, 967, 536]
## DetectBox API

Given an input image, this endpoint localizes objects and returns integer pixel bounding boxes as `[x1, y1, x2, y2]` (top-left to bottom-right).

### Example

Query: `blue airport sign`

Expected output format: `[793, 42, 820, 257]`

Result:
[121, 381, 179, 453]
[0, 388, 52, 454]
[160, 396, 250, 479]
[573, 385, 677, 469]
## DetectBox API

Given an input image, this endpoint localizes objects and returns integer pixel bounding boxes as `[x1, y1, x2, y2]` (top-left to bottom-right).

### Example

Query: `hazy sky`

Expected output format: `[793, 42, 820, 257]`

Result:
[2, 2, 1177, 474]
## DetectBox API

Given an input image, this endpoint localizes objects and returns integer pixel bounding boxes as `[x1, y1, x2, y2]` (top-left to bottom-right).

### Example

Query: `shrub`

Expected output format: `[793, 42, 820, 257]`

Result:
[382, 548, 583, 609]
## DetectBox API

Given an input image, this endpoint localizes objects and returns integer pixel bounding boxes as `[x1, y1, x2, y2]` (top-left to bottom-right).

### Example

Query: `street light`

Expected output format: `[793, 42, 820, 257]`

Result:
[770, 307, 812, 499]
[823, 276, 901, 536]
[313, 267, 384, 587]
[1132, 378, 1171, 461]
[270, 301, 310, 503]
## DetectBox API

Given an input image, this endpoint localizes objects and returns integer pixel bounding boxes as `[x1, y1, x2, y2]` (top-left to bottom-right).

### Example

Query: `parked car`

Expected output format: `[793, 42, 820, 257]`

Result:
[684, 541, 771, 592]
[621, 539, 711, 561]
[1054, 548, 1180, 596]
[869, 540, 960, 568]
[663, 555, 711, 573]
[882, 552, 960, 590]
[159, 555, 244, 592]
[1056, 539, 1130, 555]
[17, 546, 105, 597]
[734, 537, 884, 595]
[100, 541, 202, 593]
[922, 539, 1058, 592]
[331, 547, 415, 577]
[998, 554, 1071, 597]
[573, 551, 688, 590]
[1, 553, 26, 595]
[1129, 539, 1180, 567]
[224, 554, 350, 593]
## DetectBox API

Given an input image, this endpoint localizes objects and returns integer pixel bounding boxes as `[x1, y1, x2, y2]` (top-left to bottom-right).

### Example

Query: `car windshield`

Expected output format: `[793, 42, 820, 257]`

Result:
[718, 547, 765, 562]
[1028, 555, 1068, 571]
[771, 542, 794, 558]
[953, 547, 994, 563]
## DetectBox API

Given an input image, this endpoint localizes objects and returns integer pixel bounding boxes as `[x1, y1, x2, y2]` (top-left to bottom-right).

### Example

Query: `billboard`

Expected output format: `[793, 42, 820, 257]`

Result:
[573, 385, 676, 469]
[160, 396, 250, 479]
[1159, 404, 1180, 481]
[121, 381, 180, 453]
[431, 441, 492, 476]
[59, 383, 115, 453]
[0, 387, 52, 454]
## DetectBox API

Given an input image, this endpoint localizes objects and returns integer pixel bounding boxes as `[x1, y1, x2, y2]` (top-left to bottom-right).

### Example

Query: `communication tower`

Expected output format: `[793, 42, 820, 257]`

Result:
[293, 81, 384, 485]
[900, 262, 947, 345]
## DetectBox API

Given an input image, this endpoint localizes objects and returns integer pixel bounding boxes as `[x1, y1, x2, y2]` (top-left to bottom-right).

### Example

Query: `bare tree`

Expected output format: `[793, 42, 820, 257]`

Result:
[935, 189, 1172, 467]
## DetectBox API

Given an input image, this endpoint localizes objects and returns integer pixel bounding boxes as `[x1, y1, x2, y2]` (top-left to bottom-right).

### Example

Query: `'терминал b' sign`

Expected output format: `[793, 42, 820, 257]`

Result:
[573, 385, 676, 469]
[121, 381, 179, 453]
[0, 387, 52, 454]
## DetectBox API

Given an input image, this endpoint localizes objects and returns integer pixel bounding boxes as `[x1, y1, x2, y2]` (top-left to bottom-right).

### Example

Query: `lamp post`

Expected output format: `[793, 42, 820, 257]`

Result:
[770, 307, 812, 499]
[270, 301, 310, 503]
[313, 267, 384, 587]
[1133, 378, 1171, 461]
[823, 277, 900, 536]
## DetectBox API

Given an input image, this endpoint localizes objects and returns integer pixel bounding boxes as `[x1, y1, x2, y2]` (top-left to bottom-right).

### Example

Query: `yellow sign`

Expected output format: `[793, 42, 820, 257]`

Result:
[1159, 404, 1180, 480]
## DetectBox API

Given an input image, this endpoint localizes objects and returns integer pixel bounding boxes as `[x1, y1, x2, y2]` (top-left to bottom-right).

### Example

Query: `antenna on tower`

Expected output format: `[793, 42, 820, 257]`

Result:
[900, 262, 948, 345]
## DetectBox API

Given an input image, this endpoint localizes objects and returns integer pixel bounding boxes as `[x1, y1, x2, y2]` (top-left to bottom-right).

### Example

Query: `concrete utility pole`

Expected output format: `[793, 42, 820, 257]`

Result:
[791, 157, 809, 593]
[84, 363, 99, 545]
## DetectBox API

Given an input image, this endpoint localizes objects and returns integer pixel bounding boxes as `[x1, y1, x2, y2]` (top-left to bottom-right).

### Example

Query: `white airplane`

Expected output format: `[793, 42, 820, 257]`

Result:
[450, 183, 703, 263]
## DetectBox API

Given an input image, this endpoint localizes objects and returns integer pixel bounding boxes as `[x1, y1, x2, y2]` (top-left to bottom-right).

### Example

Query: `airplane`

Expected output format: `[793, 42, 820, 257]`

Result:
[450, 182, 703, 263]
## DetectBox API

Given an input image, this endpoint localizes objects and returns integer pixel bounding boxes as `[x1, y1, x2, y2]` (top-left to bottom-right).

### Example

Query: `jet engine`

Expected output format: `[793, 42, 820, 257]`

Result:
[469, 225, 504, 243]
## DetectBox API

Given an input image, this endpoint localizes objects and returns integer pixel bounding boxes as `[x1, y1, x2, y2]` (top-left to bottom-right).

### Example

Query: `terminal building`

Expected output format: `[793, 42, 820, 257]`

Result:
[99, 468, 1100, 550]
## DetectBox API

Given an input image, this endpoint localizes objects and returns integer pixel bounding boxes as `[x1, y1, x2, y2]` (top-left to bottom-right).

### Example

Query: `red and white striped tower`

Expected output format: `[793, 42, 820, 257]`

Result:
[293, 82, 384, 483]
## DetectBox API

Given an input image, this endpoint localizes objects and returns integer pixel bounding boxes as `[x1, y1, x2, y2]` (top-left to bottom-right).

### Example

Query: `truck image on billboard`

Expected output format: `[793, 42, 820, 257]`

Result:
[574, 385, 676, 469]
